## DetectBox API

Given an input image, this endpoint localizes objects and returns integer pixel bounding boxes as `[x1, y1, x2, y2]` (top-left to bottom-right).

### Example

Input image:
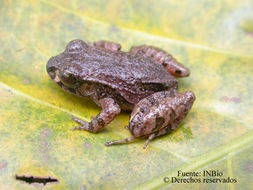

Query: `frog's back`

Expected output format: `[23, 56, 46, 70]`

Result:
[64, 40, 177, 104]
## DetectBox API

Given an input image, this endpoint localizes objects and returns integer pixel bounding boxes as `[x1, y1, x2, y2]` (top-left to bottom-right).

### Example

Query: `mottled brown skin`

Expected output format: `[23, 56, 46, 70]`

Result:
[130, 45, 190, 77]
[46, 39, 194, 148]
[105, 91, 195, 148]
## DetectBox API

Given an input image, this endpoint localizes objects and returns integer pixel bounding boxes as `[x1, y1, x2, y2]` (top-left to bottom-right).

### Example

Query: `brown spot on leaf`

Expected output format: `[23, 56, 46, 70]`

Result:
[231, 97, 242, 103]
[242, 160, 253, 172]
[15, 47, 26, 52]
[39, 129, 51, 162]
[41, 129, 51, 139]
[0, 161, 7, 171]
[220, 96, 241, 103]
[23, 79, 30, 85]
[84, 142, 91, 149]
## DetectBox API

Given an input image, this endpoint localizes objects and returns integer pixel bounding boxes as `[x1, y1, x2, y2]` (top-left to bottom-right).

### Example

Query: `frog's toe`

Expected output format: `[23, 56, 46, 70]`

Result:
[71, 116, 91, 131]
[72, 126, 80, 130]
[71, 115, 87, 125]
[105, 141, 113, 146]
[72, 126, 87, 131]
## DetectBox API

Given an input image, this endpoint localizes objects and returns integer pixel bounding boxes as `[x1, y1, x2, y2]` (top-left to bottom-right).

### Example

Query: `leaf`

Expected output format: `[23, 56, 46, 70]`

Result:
[0, 0, 253, 189]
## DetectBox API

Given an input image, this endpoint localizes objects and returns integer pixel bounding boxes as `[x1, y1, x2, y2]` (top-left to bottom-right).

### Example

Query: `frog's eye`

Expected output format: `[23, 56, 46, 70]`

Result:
[66, 39, 87, 53]
[59, 69, 80, 88]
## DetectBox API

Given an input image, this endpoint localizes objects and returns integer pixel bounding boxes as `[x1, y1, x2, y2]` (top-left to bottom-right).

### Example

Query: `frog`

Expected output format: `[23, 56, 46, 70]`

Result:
[46, 39, 195, 149]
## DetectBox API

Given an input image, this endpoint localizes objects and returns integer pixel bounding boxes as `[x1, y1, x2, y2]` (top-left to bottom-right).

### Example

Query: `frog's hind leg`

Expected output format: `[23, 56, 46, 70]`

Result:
[129, 45, 189, 77]
[72, 97, 121, 133]
[143, 133, 156, 149]
[105, 136, 137, 146]
[105, 126, 171, 149]
[92, 41, 121, 51]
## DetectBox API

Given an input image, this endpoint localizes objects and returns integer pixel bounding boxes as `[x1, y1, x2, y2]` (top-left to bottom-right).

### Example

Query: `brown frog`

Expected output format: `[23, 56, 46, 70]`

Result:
[46, 39, 195, 148]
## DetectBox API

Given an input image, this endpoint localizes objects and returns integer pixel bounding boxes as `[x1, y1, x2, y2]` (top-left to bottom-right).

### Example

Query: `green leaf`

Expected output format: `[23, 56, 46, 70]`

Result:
[0, 0, 253, 189]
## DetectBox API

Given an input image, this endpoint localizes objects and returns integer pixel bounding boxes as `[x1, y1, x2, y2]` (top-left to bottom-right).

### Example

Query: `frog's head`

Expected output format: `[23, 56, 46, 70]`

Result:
[47, 40, 88, 90]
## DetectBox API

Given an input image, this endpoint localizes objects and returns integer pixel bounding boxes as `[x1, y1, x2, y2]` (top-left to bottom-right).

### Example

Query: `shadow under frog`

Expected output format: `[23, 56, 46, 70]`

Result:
[46, 40, 195, 149]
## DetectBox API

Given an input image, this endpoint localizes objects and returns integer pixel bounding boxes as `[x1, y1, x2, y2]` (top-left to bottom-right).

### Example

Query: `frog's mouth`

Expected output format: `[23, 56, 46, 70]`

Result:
[51, 70, 61, 84]
[47, 66, 62, 85]
[46, 56, 61, 79]
[48, 69, 63, 87]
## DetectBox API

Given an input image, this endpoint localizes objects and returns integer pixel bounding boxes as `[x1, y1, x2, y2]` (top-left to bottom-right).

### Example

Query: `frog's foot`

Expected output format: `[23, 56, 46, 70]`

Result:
[105, 133, 157, 149]
[129, 45, 189, 77]
[71, 116, 87, 126]
[93, 41, 121, 51]
[105, 136, 137, 146]
[71, 116, 90, 131]
[105, 128, 170, 148]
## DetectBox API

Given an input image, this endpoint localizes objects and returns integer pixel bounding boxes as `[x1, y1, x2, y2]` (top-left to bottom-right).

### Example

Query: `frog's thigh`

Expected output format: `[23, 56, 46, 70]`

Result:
[93, 41, 121, 51]
[129, 45, 189, 77]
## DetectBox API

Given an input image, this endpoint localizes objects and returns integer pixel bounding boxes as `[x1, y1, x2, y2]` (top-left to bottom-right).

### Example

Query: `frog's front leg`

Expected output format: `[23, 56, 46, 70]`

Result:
[105, 136, 137, 146]
[72, 97, 121, 133]
[92, 41, 121, 51]
[130, 45, 189, 77]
